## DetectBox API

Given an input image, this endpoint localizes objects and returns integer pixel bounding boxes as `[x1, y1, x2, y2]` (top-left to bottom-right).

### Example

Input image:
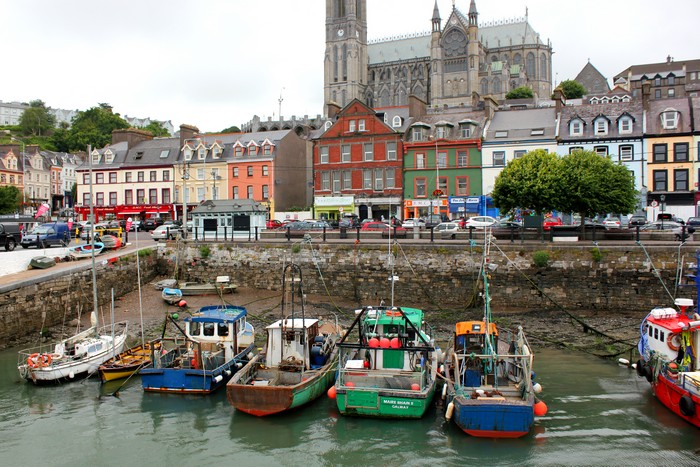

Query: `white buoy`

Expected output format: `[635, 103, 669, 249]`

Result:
[533, 382, 543, 394]
[442, 384, 447, 400]
[213, 375, 223, 383]
[225, 370, 232, 376]
[631, 362, 637, 369]
[68, 371, 75, 379]
[445, 402, 454, 421]
[618, 358, 630, 367]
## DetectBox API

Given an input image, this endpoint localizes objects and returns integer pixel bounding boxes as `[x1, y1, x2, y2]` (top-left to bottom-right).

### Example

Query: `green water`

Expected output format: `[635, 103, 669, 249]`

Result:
[1, 348, 697, 466]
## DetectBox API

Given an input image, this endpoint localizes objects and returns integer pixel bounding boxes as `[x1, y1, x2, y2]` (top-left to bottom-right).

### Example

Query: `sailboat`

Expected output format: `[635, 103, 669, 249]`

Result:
[442, 235, 544, 438]
[331, 236, 439, 419]
[226, 263, 341, 416]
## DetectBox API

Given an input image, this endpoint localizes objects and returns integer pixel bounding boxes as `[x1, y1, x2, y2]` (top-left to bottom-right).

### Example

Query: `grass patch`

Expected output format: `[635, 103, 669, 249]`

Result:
[199, 245, 211, 258]
[590, 248, 603, 262]
[533, 250, 549, 268]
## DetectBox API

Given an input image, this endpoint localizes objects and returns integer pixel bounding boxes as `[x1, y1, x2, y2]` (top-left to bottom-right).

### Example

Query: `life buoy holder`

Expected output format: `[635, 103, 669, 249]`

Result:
[667, 333, 681, 352]
[27, 353, 51, 368]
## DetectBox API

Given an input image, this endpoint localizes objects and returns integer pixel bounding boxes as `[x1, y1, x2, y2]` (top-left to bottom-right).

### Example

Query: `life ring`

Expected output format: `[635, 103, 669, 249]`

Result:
[667, 333, 681, 352]
[679, 395, 695, 417]
[27, 353, 51, 368]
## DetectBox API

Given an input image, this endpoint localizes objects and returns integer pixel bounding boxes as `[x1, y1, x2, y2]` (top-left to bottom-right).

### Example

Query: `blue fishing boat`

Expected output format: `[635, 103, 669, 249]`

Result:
[140, 305, 255, 394]
[443, 238, 546, 437]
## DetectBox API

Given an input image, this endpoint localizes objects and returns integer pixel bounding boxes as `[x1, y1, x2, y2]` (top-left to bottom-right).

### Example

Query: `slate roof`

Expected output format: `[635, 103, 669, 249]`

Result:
[645, 97, 693, 135]
[191, 198, 266, 215]
[558, 99, 644, 142]
[402, 107, 487, 142]
[484, 107, 557, 143]
[614, 59, 700, 81]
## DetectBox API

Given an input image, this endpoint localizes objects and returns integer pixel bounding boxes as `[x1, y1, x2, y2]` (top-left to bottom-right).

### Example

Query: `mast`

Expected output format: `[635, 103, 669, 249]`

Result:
[88, 144, 98, 326]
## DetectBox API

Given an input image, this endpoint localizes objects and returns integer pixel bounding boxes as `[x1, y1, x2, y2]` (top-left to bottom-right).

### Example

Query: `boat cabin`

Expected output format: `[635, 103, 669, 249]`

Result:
[454, 321, 499, 354]
[266, 318, 328, 370]
[185, 305, 254, 361]
[644, 302, 700, 371]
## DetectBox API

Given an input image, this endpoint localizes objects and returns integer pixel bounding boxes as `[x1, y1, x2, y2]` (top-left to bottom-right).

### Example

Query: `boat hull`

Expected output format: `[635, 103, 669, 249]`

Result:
[140, 344, 254, 395]
[651, 373, 700, 428]
[227, 353, 338, 416]
[336, 382, 436, 419]
[98, 343, 157, 383]
[452, 396, 534, 438]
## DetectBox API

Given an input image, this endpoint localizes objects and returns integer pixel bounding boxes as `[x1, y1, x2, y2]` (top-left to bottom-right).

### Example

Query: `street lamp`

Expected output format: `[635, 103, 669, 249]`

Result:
[179, 160, 191, 239]
[11, 137, 27, 211]
[429, 134, 441, 221]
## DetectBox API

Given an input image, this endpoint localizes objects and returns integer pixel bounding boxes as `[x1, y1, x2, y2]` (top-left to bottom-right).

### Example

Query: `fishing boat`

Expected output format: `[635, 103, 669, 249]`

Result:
[29, 255, 56, 269]
[100, 234, 122, 250]
[178, 276, 237, 296]
[17, 312, 128, 384]
[139, 305, 255, 394]
[68, 242, 104, 259]
[442, 238, 543, 438]
[161, 287, 183, 305]
[227, 264, 341, 416]
[636, 252, 700, 428]
[98, 341, 161, 383]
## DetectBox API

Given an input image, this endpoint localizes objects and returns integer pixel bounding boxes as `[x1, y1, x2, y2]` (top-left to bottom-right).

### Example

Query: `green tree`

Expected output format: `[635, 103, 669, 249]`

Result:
[492, 149, 562, 215]
[220, 125, 241, 133]
[505, 86, 534, 100]
[19, 100, 56, 137]
[0, 186, 21, 214]
[557, 150, 636, 221]
[62, 105, 129, 151]
[141, 121, 171, 137]
[559, 80, 587, 99]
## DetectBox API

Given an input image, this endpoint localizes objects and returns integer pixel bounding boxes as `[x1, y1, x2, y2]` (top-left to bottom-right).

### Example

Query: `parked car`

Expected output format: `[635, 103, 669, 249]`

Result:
[434, 222, 460, 239]
[0, 223, 22, 251]
[402, 218, 426, 229]
[150, 224, 182, 241]
[424, 214, 443, 229]
[495, 220, 522, 229]
[686, 217, 700, 227]
[129, 220, 142, 232]
[603, 218, 622, 230]
[361, 221, 407, 238]
[284, 221, 313, 231]
[266, 219, 284, 229]
[542, 217, 563, 230]
[640, 221, 683, 231]
[20, 222, 71, 249]
[307, 221, 333, 231]
[463, 216, 498, 229]
[339, 215, 360, 229]
[143, 218, 164, 231]
[628, 215, 647, 228]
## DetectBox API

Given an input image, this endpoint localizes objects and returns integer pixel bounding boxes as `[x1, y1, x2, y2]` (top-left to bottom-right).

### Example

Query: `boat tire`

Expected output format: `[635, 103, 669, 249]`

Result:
[636, 360, 646, 378]
[679, 395, 695, 417]
[645, 365, 653, 382]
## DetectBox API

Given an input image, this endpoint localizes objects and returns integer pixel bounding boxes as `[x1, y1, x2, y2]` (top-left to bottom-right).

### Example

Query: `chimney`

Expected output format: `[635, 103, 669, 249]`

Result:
[26, 144, 40, 154]
[408, 94, 427, 119]
[326, 102, 341, 120]
[552, 87, 565, 114]
[642, 82, 651, 113]
[471, 91, 480, 108]
[179, 124, 199, 152]
[483, 96, 499, 120]
[111, 128, 153, 148]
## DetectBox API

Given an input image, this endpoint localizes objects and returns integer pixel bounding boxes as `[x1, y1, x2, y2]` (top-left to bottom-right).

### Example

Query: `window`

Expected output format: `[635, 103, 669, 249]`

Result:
[233, 186, 239, 199]
[321, 172, 330, 191]
[493, 151, 505, 166]
[655, 89, 662, 98]
[386, 168, 395, 188]
[125, 190, 133, 204]
[263, 145, 272, 155]
[247, 186, 254, 199]
[234, 146, 243, 157]
[262, 165, 268, 176]
[661, 110, 680, 130]
[197, 168, 205, 180]
[412, 127, 424, 142]
[82, 193, 91, 206]
[348, 120, 356, 132]
[674, 143, 689, 162]
[668, 88, 675, 97]
[109, 192, 117, 205]
[341, 144, 351, 162]
[249, 145, 257, 156]
[514, 150, 526, 159]
[415, 178, 427, 197]
[363, 169, 372, 189]
[233, 167, 239, 177]
[437, 152, 447, 169]
[136, 189, 145, 204]
[530, 128, 545, 136]
[416, 153, 426, 169]
[137, 171, 144, 182]
[594, 119, 608, 135]
[343, 170, 352, 190]
[247, 166, 253, 177]
[620, 145, 633, 161]
[653, 170, 667, 191]
[320, 146, 329, 164]
[436, 126, 447, 138]
[125, 172, 132, 183]
[594, 146, 608, 156]
[675, 169, 688, 191]
[494, 130, 508, 138]
[655, 77, 661, 86]
[456, 177, 468, 195]
[653, 144, 667, 163]
[150, 171, 157, 182]
[262, 185, 269, 199]
[96, 173, 104, 184]
[162, 189, 170, 204]
[668, 76, 675, 85]
[109, 172, 117, 183]
[619, 117, 633, 134]
[460, 124, 472, 138]
[438, 176, 447, 194]
[332, 171, 341, 193]
[364, 143, 373, 161]
[386, 142, 397, 161]
[374, 169, 384, 190]
[457, 151, 468, 167]
[163, 170, 170, 181]
[392, 116, 402, 127]
[93, 192, 103, 206]
[159, 149, 169, 159]
[358, 119, 366, 131]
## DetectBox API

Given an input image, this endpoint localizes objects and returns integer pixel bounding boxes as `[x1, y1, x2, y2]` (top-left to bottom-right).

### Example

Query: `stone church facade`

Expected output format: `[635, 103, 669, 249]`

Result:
[324, 0, 553, 114]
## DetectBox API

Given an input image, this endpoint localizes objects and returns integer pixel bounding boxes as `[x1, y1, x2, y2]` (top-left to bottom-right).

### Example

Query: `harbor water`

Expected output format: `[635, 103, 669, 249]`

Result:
[1, 347, 697, 466]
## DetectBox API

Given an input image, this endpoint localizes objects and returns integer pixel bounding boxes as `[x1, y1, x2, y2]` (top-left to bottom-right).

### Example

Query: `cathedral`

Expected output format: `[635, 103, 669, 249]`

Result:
[324, 0, 553, 114]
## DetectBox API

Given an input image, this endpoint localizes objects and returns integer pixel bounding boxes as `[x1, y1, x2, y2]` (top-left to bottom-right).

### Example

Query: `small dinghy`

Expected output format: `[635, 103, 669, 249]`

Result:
[30, 256, 57, 269]
[68, 242, 104, 259]
[161, 287, 183, 305]
[100, 235, 122, 250]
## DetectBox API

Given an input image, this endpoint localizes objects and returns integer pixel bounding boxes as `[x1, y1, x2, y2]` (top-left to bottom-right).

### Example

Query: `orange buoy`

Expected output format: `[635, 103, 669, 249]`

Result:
[368, 338, 379, 348]
[534, 400, 548, 417]
[178, 300, 187, 308]
[379, 338, 390, 349]
[346, 381, 355, 388]
[363, 360, 370, 368]
[411, 383, 420, 391]
[327, 386, 337, 399]
[390, 337, 401, 349]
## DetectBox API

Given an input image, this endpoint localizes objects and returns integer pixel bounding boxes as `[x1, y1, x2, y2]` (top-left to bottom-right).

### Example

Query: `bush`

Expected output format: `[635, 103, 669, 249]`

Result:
[533, 250, 549, 267]
[591, 248, 602, 262]
[291, 244, 301, 254]
[199, 245, 211, 258]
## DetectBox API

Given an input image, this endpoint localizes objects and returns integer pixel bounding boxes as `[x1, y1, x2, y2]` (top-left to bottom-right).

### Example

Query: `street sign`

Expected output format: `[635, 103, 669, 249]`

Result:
[650, 200, 659, 208]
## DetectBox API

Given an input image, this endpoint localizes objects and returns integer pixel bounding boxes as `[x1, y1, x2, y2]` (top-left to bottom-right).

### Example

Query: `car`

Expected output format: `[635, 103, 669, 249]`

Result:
[307, 221, 333, 231]
[266, 219, 284, 229]
[361, 221, 407, 238]
[129, 220, 142, 232]
[402, 218, 426, 229]
[143, 218, 164, 231]
[542, 217, 563, 230]
[434, 222, 460, 239]
[283, 221, 313, 231]
[640, 221, 683, 231]
[424, 214, 443, 229]
[339, 215, 360, 229]
[628, 215, 647, 228]
[603, 218, 621, 230]
[686, 217, 700, 227]
[495, 220, 522, 229]
[150, 224, 182, 241]
[463, 216, 498, 228]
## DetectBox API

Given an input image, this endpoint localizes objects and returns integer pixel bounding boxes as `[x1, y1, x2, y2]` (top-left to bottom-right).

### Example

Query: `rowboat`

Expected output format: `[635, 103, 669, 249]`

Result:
[30, 255, 56, 269]
[98, 341, 161, 383]
[161, 287, 183, 305]
[68, 242, 104, 259]
[178, 277, 237, 296]
[100, 234, 122, 250]
[227, 264, 341, 416]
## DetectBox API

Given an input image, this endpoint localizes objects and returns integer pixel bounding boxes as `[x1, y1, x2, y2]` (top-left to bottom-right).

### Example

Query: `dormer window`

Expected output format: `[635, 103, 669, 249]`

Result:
[618, 116, 633, 134]
[184, 147, 193, 161]
[570, 119, 583, 136]
[263, 145, 272, 155]
[234, 144, 244, 157]
[211, 144, 223, 159]
[412, 127, 424, 142]
[459, 121, 475, 138]
[594, 118, 608, 135]
[248, 144, 258, 156]
[661, 110, 680, 129]
[91, 150, 101, 165]
[197, 147, 207, 160]
[392, 116, 402, 128]
[324, 121, 332, 131]
[104, 149, 115, 164]
[494, 130, 508, 138]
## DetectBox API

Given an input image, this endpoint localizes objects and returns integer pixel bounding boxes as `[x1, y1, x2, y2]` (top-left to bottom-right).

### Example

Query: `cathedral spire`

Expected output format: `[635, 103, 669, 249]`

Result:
[469, 0, 478, 26]
[432, 1, 441, 33]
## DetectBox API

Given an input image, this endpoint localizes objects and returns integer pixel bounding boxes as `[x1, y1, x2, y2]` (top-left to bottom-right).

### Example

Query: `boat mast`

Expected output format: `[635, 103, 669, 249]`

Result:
[88, 144, 98, 324]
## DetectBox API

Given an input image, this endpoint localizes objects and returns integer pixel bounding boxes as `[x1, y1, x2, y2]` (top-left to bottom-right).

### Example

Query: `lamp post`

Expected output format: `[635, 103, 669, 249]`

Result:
[11, 137, 27, 212]
[179, 160, 190, 239]
[429, 134, 441, 220]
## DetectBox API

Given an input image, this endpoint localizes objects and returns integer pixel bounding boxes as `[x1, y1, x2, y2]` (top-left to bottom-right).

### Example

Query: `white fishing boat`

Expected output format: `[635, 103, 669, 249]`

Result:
[17, 312, 128, 384]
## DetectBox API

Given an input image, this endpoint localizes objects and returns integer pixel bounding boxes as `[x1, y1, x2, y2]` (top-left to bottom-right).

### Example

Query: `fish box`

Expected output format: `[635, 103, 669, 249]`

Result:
[681, 372, 700, 397]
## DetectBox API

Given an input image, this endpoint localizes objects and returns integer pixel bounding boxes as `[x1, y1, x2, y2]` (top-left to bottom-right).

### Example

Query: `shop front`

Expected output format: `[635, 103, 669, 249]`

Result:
[314, 196, 354, 223]
[74, 203, 175, 222]
[403, 198, 448, 221]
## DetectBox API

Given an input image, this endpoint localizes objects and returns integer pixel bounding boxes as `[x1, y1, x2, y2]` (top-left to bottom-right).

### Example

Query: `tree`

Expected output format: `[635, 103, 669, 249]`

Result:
[141, 121, 171, 137]
[19, 100, 56, 137]
[557, 150, 637, 220]
[58, 105, 129, 151]
[492, 149, 562, 215]
[220, 125, 241, 133]
[559, 80, 587, 99]
[0, 186, 21, 214]
[505, 86, 534, 100]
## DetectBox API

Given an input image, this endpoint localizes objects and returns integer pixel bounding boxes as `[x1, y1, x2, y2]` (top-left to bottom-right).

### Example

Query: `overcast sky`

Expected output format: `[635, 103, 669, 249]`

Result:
[3, 0, 696, 133]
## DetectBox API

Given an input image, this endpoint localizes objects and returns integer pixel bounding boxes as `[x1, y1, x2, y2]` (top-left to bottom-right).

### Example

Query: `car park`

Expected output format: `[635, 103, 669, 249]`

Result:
[361, 221, 407, 238]
[463, 216, 498, 228]
[402, 218, 426, 229]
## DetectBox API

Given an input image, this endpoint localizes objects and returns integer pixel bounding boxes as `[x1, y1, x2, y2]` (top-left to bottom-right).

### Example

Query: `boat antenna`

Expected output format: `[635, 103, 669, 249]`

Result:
[88, 144, 99, 328]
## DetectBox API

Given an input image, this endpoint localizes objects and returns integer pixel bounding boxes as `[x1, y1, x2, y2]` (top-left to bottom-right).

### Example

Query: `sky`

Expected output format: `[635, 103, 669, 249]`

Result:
[3, 0, 697, 133]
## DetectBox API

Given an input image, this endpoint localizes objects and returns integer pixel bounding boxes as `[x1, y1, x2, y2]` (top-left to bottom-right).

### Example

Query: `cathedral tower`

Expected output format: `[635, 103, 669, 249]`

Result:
[324, 0, 368, 116]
